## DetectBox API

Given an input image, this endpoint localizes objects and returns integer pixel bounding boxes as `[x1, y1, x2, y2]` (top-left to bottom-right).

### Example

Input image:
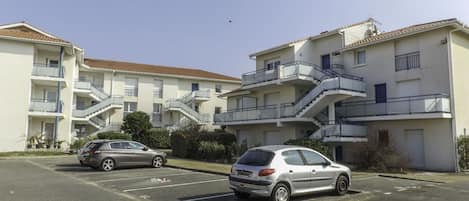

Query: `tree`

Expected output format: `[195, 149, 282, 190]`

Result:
[121, 111, 152, 138]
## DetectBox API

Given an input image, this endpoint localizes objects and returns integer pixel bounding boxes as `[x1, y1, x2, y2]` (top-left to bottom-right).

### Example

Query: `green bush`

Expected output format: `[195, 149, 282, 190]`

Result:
[170, 132, 190, 158]
[133, 129, 170, 149]
[197, 141, 225, 160]
[70, 138, 88, 150]
[284, 138, 332, 158]
[97, 131, 132, 140]
[121, 111, 152, 138]
[458, 136, 469, 170]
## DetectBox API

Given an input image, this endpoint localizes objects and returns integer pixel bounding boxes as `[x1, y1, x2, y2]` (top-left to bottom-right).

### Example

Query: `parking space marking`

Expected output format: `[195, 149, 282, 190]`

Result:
[122, 178, 228, 192]
[182, 193, 234, 201]
[96, 172, 206, 183]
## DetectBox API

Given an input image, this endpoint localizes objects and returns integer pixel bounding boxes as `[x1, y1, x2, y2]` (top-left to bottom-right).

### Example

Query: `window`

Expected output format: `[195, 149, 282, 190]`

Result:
[152, 103, 162, 127]
[282, 150, 304, 165]
[47, 59, 59, 68]
[214, 107, 221, 114]
[238, 150, 275, 166]
[265, 59, 280, 71]
[192, 83, 199, 92]
[301, 150, 327, 165]
[110, 143, 122, 149]
[378, 130, 389, 147]
[129, 142, 145, 150]
[123, 102, 137, 118]
[355, 50, 366, 65]
[125, 78, 138, 97]
[194, 105, 199, 112]
[395, 52, 420, 71]
[215, 84, 222, 93]
[153, 79, 163, 98]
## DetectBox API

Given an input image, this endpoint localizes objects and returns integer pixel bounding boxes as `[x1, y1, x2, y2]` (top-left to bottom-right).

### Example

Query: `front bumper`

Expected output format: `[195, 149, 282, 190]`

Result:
[229, 176, 273, 197]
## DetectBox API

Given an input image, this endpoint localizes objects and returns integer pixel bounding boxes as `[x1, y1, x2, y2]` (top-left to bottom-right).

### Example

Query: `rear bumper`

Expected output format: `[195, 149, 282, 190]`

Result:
[229, 176, 274, 197]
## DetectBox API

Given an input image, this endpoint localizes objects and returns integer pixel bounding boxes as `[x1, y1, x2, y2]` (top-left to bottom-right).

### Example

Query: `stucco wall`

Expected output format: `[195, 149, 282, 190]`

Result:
[451, 31, 469, 137]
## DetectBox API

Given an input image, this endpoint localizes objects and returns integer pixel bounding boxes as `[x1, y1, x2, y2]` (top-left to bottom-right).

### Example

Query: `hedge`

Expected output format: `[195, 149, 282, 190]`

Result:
[133, 129, 170, 149]
[97, 131, 132, 140]
[458, 136, 469, 170]
[170, 130, 238, 162]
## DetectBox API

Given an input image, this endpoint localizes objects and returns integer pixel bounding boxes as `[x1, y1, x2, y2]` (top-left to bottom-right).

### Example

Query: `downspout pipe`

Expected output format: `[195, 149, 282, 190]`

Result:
[447, 27, 461, 172]
[54, 46, 65, 145]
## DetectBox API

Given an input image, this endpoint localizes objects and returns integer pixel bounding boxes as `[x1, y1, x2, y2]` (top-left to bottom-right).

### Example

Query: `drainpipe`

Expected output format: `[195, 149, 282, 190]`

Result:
[54, 46, 65, 145]
[447, 28, 461, 172]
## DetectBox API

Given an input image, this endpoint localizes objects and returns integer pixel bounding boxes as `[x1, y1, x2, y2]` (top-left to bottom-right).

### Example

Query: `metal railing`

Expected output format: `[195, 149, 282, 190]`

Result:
[175, 89, 211, 104]
[74, 81, 109, 100]
[395, 52, 420, 71]
[29, 99, 63, 113]
[32, 63, 64, 78]
[90, 116, 106, 128]
[336, 94, 451, 118]
[73, 96, 123, 118]
[165, 100, 211, 123]
[310, 122, 367, 140]
[214, 104, 279, 123]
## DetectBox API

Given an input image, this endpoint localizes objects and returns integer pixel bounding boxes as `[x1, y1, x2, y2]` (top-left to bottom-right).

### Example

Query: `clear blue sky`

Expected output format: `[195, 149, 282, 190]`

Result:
[1, 0, 468, 77]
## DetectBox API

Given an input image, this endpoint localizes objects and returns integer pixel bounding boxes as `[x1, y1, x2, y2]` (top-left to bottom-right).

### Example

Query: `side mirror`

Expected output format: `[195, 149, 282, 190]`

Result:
[142, 147, 148, 151]
[323, 161, 331, 166]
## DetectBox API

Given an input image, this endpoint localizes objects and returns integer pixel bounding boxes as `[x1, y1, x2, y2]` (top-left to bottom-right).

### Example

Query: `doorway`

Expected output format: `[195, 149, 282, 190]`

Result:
[321, 54, 331, 70]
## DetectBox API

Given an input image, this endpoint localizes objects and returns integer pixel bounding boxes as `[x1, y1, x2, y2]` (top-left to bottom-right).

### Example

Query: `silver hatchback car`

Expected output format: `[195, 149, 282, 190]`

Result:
[229, 145, 351, 201]
[79, 140, 167, 171]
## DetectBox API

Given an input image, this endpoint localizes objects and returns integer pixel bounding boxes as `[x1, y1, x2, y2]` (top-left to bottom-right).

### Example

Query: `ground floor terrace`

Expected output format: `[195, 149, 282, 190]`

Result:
[227, 118, 457, 172]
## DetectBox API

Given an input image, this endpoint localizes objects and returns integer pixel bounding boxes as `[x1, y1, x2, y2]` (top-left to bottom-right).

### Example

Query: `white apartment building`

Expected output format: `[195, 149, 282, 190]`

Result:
[0, 22, 240, 152]
[215, 18, 469, 171]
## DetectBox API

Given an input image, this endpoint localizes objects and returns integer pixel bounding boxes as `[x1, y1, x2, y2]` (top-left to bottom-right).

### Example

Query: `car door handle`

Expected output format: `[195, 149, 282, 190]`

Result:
[312, 169, 317, 174]
[289, 170, 293, 173]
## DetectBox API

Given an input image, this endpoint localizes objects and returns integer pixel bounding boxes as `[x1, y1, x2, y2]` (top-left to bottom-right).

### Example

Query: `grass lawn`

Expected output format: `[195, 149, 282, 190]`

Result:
[166, 157, 231, 175]
[0, 151, 70, 157]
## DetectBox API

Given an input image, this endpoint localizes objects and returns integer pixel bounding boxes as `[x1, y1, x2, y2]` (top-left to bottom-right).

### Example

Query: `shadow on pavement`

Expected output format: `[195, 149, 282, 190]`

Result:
[178, 190, 360, 201]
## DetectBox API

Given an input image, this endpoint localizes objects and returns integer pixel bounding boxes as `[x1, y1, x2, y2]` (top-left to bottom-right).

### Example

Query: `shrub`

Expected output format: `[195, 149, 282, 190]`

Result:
[121, 111, 152, 138]
[355, 143, 407, 172]
[134, 129, 170, 149]
[97, 131, 132, 140]
[458, 136, 469, 170]
[170, 132, 190, 158]
[284, 138, 332, 158]
[197, 141, 225, 160]
[70, 138, 88, 150]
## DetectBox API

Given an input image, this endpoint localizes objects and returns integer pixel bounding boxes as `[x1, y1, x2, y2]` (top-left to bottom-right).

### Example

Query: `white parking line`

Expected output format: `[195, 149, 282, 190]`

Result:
[183, 193, 234, 201]
[122, 178, 228, 192]
[96, 172, 206, 183]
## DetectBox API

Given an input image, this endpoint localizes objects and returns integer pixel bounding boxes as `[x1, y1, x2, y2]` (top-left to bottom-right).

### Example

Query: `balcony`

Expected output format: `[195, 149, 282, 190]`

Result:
[31, 63, 65, 85]
[177, 89, 211, 104]
[336, 94, 451, 121]
[310, 121, 368, 142]
[29, 99, 63, 117]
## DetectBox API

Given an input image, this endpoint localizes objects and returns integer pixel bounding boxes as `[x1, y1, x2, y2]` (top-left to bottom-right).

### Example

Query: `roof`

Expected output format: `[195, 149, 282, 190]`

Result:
[84, 58, 241, 82]
[0, 22, 70, 44]
[249, 18, 376, 58]
[344, 18, 463, 50]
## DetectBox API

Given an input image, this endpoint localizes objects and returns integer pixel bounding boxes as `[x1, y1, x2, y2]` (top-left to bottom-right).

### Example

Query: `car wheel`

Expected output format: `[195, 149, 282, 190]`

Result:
[335, 175, 349, 195]
[152, 156, 164, 168]
[270, 183, 290, 201]
[101, 158, 115, 172]
[233, 190, 249, 199]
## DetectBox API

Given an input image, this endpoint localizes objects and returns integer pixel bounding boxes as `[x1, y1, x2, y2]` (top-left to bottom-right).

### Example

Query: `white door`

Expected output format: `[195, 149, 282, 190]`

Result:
[405, 129, 425, 169]
[264, 131, 282, 145]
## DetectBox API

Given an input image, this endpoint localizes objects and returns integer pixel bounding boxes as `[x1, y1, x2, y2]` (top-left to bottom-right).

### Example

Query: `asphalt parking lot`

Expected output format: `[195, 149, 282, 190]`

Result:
[1, 156, 469, 201]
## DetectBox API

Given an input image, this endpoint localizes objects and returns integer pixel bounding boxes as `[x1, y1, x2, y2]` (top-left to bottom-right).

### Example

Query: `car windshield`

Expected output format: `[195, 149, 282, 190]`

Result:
[238, 149, 274, 166]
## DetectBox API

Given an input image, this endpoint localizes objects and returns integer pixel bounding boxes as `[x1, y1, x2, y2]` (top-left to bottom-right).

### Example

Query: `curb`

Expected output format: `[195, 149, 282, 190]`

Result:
[378, 174, 446, 183]
[165, 164, 230, 176]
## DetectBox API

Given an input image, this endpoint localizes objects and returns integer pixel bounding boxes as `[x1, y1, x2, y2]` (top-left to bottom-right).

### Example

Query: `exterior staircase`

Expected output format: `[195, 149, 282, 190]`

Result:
[165, 99, 210, 124]
[74, 81, 109, 101]
[73, 96, 123, 119]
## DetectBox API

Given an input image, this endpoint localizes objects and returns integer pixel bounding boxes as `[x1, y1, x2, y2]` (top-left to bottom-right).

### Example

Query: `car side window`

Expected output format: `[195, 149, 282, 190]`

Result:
[282, 150, 304, 165]
[110, 143, 122, 149]
[129, 142, 145, 150]
[301, 150, 327, 165]
[120, 142, 131, 149]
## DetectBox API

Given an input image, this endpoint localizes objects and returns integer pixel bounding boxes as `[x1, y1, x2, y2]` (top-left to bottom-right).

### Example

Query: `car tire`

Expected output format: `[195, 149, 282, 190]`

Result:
[270, 183, 290, 201]
[334, 174, 349, 195]
[233, 190, 249, 199]
[100, 158, 115, 172]
[152, 156, 164, 168]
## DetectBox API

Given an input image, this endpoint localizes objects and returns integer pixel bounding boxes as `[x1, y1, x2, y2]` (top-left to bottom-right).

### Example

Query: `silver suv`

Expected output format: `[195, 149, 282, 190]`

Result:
[79, 140, 167, 171]
[229, 145, 351, 201]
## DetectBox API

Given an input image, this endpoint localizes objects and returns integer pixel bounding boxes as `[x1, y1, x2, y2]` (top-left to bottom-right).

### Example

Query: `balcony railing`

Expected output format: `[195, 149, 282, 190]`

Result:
[310, 121, 367, 140]
[29, 99, 63, 113]
[73, 96, 123, 118]
[74, 81, 109, 100]
[395, 52, 420, 71]
[166, 100, 211, 123]
[241, 61, 362, 86]
[32, 63, 64, 78]
[177, 89, 211, 104]
[214, 104, 279, 123]
[336, 94, 450, 118]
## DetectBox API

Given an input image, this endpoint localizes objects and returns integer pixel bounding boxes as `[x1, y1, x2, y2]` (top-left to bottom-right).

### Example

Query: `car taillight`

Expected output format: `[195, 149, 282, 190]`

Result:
[90, 149, 101, 155]
[258, 168, 275, 176]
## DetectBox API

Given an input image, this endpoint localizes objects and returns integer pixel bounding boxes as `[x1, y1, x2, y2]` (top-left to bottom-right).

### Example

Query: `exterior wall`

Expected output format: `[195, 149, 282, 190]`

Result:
[366, 119, 455, 171]
[0, 39, 34, 151]
[79, 69, 239, 131]
[343, 28, 451, 101]
[255, 47, 294, 70]
[451, 31, 469, 137]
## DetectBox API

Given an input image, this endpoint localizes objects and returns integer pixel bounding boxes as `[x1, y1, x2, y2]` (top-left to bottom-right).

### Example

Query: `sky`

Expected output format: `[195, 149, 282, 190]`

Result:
[1, 0, 469, 78]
